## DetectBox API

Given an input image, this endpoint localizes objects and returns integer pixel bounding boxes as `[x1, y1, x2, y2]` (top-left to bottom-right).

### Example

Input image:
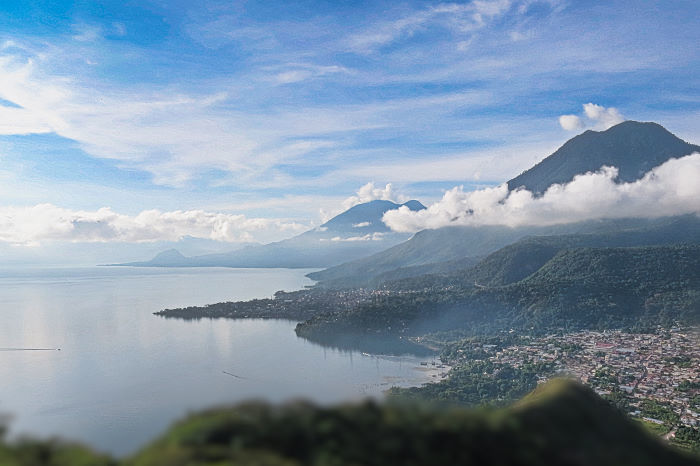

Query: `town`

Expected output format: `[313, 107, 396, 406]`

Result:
[448, 327, 700, 433]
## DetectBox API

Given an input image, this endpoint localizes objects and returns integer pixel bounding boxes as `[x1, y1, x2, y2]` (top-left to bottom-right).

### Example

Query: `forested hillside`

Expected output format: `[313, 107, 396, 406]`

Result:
[311, 215, 700, 289]
[297, 244, 700, 346]
[385, 215, 700, 291]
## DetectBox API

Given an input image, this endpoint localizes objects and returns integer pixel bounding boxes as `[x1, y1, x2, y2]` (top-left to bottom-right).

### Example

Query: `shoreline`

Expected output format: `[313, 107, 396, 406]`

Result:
[352, 353, 452, 397]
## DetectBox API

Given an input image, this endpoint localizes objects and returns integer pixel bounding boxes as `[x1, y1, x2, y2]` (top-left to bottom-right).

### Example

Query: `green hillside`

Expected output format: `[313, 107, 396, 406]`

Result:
[307, 224, 528, 287]
[296, 244, 700, 345]
[124, 379, 697, 466]
[312, 215, 700, 289]
[0, 427, 114, 466]
[386, 215, 700, 291]
[5, 380, 695, 466]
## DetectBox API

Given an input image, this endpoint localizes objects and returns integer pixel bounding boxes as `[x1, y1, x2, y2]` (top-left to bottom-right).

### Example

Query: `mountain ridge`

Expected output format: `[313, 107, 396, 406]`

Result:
[116, 199, 425, 268]
[311, 121, 700, 287]
[129, 379, 700, 466]
[4, 379, 697, 465]
[381, 214, 700, 291]
[508, 120, 700, 193]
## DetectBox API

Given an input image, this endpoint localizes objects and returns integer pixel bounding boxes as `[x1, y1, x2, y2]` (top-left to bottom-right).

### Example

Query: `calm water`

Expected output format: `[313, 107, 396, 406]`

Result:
[0, 267, 439, 455]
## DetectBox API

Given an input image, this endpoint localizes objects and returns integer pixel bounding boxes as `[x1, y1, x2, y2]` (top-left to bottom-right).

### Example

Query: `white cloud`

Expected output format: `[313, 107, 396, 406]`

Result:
[0, 53, 259, 185]
[324, 232, 385, 242]
[0, 204, 308, 246]
[71, 24, 102, 42]
[0, 45, 495, 188]
[346, 0, 521, 53]
[0, 104, 53, 135]
[559, 102, 625, 131]
[342, 182, 409, 210]
[271, 63, 349, 84]
[0, 49, 362, 186]
[318, 209, 335, 224]
[353, 222, 371, 228]
[316, 183, 410, 224]
[383, 153, 700, 231]
[558, 114, 583, 131]
[275, 70, 314, 84]
[583, 103, 625, 129]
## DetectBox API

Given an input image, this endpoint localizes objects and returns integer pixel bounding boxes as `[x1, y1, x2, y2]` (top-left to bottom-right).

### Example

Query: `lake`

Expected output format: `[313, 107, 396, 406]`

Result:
[0, 267, 442, 456]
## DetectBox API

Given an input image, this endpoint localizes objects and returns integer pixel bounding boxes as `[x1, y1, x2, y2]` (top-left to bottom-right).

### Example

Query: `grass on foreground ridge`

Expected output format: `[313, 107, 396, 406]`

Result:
[2, 378, 698, 466]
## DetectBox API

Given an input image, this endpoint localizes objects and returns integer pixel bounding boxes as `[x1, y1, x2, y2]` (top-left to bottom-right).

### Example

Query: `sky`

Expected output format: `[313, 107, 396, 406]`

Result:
[0, 0, 698, 262]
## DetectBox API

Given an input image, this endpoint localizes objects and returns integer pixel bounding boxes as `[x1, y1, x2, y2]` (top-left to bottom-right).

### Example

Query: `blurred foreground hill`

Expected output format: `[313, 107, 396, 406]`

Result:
[1, 379, 698, 465]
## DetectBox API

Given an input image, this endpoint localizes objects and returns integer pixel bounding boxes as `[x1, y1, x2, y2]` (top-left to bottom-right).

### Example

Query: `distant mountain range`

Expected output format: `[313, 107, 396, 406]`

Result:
[118, 121, 698, 276]
[310, 121, 700, 287]
[115, 200, 425, 268]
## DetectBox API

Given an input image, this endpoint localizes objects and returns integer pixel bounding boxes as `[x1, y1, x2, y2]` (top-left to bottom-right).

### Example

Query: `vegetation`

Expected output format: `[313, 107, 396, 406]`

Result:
[312, 213, 700, 290]
[4, 379, 695, 465]
[133, 379, 698, 466]
[679, 380, 700, 392]
[674, 427, 700, 454]
[639, 399, 681, 425]
[388, 360, 547, 406]
[126, 379, 697, 465]
[296, 244, 700, 346]
[387, 217, 700, 291]
[638, 419, 672, 436]
[0, 425, 114, 466]
[155, 289, 373, 321]
[306, 223, 528, 288]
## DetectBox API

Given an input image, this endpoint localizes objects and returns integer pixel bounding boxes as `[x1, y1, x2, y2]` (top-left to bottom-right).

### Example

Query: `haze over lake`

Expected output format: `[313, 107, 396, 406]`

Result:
[0, 267, 438, 455]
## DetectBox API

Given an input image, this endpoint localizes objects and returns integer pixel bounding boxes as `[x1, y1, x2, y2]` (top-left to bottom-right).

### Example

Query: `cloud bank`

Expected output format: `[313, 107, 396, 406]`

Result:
[0, 205, 307, 246]
[559, 103, 625, 131]
[383, 153, 700, 232]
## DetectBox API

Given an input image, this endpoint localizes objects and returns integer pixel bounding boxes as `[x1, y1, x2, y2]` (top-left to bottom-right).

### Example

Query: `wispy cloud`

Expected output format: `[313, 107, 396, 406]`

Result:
[0, 43, 500, 188]
[345, 0, 524, 53]
[0, 103, 53, 135]
[0, 49, 359, 186]
[0, 0, 697, 248]
[269, 63, 350, 84]
[323, 232, 385, 242]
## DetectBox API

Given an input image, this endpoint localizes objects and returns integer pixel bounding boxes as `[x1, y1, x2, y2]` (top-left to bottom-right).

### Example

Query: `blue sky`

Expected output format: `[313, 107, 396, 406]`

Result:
[0, 0, 698, 256]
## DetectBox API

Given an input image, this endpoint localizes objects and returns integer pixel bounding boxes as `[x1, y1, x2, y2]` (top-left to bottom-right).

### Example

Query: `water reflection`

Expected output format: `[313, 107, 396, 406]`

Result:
[0, 267, 437, 455]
